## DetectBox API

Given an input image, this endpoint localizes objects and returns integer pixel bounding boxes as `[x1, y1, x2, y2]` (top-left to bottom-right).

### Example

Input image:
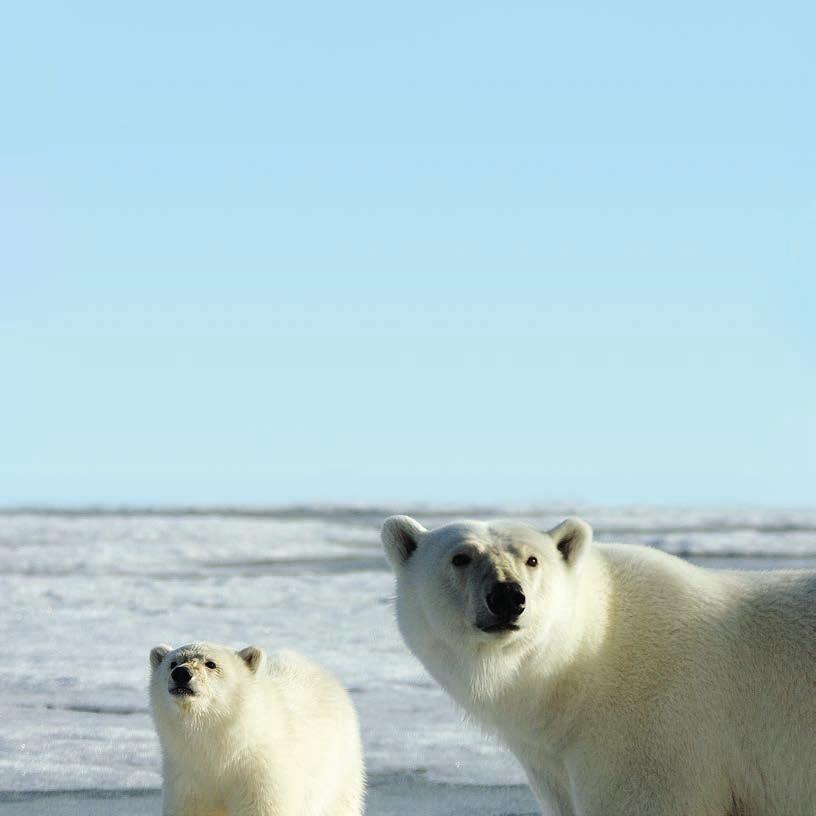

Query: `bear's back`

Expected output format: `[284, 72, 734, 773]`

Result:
[593, 543, 816, 813]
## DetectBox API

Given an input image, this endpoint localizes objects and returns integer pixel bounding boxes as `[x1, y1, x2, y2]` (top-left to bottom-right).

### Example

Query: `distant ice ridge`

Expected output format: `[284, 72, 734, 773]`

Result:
[1, 506, 815, 574]
[0, 507, 814, 791]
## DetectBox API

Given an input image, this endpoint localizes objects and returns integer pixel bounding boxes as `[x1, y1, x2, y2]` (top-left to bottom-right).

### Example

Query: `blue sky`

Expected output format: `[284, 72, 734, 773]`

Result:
[1, 1, 813, 506]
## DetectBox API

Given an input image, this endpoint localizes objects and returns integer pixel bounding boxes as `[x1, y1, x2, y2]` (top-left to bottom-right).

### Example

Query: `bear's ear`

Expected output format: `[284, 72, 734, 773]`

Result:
[238, 645, 267, 673]
[150, 644, 172, 670]
[381, 515, 427, 567]
[547, 517, 592, 567]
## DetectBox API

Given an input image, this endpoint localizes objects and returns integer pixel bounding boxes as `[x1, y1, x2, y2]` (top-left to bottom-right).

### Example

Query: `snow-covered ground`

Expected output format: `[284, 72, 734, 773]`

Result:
[1, 507, 814, 795]
[0, 777, 539, 816]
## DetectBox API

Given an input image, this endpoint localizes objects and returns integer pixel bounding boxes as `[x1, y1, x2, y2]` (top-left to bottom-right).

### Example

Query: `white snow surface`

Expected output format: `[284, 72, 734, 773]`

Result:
[1, 506, 814, 791]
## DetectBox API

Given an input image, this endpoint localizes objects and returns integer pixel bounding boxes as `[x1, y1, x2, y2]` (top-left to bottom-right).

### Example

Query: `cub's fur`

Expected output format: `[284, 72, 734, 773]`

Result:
[150, 642, 364, 816]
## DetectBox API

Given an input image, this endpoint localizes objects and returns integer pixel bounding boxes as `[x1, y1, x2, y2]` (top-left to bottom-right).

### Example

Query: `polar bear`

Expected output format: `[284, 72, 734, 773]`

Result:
[149, 642, 365, 816]
[382, 515, 816, 816]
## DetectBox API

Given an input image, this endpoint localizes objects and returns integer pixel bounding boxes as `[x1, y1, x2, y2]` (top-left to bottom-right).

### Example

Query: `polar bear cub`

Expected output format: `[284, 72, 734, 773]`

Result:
[150, 642, 365, 816]
[382, 515, 816, 816]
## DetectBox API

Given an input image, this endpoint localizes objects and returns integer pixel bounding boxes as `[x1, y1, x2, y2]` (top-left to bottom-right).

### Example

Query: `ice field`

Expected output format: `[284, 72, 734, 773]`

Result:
[1, 506, 814, 812]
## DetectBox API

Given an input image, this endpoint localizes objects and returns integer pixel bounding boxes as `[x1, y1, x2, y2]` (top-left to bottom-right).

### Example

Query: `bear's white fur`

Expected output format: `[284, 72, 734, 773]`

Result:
[382, 515, 816, 816]
[149, 642, 365, 816]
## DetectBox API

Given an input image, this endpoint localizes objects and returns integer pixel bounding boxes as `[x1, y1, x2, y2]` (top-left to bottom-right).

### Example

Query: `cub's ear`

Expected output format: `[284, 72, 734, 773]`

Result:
[238, 645, 267, 673]
[547, 517, 592, 567]
[150, 644, 172, 670]
[381, 515, 427, 567]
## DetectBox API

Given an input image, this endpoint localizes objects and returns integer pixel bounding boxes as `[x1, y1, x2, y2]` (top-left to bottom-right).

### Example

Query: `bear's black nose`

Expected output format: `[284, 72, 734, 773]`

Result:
[486, 581, 526, 619]
[171, 665, 192, 686]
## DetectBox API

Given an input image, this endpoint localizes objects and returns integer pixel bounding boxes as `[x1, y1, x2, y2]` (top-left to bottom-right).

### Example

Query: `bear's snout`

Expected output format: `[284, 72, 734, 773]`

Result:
[486, 581, 526, 621]
[171, 665, 192, 686]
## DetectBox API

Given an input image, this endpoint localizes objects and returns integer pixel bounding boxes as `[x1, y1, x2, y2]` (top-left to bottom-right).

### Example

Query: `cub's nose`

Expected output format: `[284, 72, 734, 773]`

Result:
[486, 581, 526, 619]
[171, 665, 192, 686]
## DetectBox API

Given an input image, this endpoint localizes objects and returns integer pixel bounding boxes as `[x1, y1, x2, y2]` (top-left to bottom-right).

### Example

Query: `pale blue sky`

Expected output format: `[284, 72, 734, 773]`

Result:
[1, 1, 813, 506]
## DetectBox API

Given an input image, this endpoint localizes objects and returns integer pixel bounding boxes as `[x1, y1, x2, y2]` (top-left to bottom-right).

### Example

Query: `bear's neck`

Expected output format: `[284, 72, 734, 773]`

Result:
[158, 686, 266, 762]
[440, 552, 611, 747]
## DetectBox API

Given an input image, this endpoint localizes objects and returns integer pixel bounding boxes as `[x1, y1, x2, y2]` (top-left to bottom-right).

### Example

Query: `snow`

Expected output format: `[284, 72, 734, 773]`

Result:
[1, 507, 814, 791]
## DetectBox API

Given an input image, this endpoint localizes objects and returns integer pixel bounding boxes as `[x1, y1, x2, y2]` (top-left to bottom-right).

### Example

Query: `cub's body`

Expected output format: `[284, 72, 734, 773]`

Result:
[150, 642, 364, 816]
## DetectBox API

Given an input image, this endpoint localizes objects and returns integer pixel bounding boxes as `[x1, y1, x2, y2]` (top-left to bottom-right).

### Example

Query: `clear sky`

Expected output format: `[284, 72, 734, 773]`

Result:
[1, 1, 813, 506]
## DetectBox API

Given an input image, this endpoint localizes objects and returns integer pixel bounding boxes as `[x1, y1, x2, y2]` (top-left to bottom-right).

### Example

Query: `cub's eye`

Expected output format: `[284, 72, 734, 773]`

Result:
[205, 661, 217, 670]
[526, 556, 538, 568]
[169, 661, 177, 669]
[451, 553, 471, 567]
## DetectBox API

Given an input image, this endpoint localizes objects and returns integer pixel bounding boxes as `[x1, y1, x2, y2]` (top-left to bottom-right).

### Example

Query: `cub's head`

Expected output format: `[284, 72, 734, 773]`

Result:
[381, 516, 592, 663]
[149, 641, 266, 726]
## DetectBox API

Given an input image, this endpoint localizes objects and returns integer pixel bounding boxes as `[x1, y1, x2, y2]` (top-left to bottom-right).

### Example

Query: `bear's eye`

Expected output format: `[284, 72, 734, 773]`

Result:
[526, 556, 538, 568]
[451, 553, 471, 567]
[170, 661, 177, 669]
[205, 661, 217, 669]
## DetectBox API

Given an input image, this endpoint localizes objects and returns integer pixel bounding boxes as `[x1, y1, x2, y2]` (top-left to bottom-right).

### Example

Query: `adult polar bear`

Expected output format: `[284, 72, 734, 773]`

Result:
[382, 515, 816, 816]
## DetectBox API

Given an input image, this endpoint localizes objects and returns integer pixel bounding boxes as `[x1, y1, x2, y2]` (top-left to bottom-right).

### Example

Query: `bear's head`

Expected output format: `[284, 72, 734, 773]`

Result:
[149, 641, 266, 726]
[381, 516, 593, 697]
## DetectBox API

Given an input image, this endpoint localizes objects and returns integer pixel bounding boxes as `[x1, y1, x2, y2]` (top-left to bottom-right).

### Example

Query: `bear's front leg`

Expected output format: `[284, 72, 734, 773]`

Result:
[522, 763, 578, 816]
[163, 784, 218, 816]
